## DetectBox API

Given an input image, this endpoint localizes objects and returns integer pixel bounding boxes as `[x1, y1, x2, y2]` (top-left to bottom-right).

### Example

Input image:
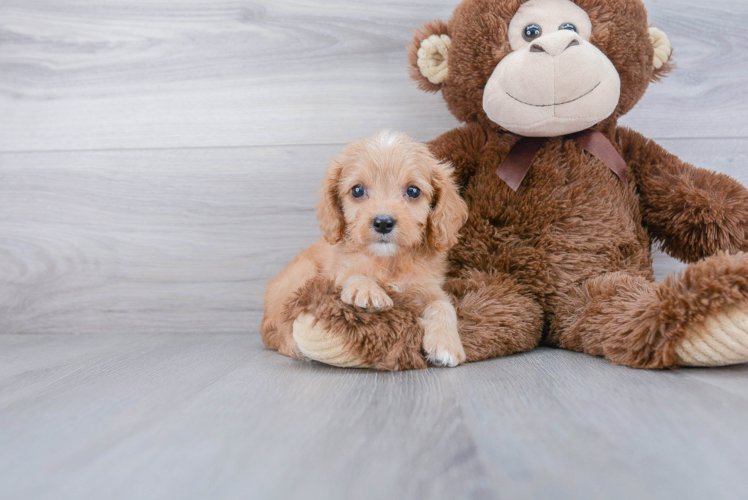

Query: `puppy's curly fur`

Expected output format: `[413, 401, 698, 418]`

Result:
[261, 130, 469, 366]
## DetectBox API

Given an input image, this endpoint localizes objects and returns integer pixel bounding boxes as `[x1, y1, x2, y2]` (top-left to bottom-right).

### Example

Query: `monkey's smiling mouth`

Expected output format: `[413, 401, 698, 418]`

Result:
[506, 81, 601, 108]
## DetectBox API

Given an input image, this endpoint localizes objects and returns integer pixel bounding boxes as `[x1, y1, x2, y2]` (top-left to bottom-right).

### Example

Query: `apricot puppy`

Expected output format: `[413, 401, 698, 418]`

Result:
[261, 130, 469, 367]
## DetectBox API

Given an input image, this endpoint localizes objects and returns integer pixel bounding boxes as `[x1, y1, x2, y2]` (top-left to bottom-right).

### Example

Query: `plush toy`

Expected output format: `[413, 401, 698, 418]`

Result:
[288, 0, 748, 370]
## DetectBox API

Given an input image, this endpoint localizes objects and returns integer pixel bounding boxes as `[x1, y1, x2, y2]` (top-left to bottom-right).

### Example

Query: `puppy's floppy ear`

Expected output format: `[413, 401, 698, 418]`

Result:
[427, 160, 468, 252]
[316, 159, 345, 244]
[408, 20, 451, 93]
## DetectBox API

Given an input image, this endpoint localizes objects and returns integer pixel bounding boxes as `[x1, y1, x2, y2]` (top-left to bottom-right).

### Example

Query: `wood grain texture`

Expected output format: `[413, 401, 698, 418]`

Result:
[1, 138, 745, 335]
[0, 144, 330, 334]
[1, 335, 747, 500]
[0, 0, 746, 152]
[1, 1, 748, 498]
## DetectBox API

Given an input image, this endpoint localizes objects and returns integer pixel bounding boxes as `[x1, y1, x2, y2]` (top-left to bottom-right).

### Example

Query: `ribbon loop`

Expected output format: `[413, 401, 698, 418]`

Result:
[496, 130, 627, 191]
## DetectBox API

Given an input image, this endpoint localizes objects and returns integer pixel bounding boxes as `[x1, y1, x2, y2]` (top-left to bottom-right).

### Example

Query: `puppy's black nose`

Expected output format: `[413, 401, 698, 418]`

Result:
[372, 216, 396, 234]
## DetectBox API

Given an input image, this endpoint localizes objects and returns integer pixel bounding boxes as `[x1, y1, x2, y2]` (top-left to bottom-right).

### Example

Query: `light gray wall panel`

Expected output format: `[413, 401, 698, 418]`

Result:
[1, 138, 745, 335]
[0, 0, 745, 152]
[1, 0, 748, 497]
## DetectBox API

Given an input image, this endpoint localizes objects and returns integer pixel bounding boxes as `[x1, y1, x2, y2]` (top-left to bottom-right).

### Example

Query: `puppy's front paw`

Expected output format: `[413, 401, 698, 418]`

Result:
[341, 282, 393, 310]
[421, 300, 465, 367]
[424, 330, 466, 367]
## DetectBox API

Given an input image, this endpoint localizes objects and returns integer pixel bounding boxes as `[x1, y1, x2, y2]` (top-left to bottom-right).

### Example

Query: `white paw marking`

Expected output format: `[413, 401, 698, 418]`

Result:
[423, 333, 466, 368]
[426, 349, 464, 368]
[421, 300, 465, 368]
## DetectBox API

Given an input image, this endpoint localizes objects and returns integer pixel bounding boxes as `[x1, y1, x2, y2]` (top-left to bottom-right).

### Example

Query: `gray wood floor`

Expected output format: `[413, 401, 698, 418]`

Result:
[1, 0, 748, 498]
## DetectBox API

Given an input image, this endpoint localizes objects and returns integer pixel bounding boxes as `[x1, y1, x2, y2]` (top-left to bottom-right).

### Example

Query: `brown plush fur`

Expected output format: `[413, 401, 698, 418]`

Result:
[550, 252, 748, 368]
[285, 0, 748, 370]
[287, 277, 429, 371]
[287, 269, 545, 370]
[420, 0, 663, 137]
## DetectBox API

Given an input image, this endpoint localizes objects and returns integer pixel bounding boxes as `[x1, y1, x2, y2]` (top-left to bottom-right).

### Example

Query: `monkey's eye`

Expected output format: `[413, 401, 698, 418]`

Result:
[523, 24, 542, 42]
[351, 185, 366, 199]
[559, 23, 577, 32]
[405, 186, 421, 199]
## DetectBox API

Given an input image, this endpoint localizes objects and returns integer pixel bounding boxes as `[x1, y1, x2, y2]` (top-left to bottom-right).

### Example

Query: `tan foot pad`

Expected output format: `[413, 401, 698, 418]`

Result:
[675, 304, 748, 367]
[292, 314, 370, 369]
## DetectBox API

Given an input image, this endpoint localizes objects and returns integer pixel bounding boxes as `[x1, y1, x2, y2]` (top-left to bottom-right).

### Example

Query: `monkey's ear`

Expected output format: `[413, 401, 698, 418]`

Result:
[408, 20, 451, 93]
[649, 26, 674, 81]
[316, 160, 345, 245]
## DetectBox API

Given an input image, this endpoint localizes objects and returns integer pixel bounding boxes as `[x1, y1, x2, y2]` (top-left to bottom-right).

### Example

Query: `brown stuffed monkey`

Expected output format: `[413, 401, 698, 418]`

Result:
[282, 0, 748, 370]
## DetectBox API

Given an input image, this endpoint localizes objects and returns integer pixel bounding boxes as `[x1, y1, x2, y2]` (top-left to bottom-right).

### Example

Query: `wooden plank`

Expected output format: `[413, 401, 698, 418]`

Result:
[0, 0, 746, 153]
[452, 349, 748, 500]
[0, 144, 329, 334]
[1, 1, 747, 498]
[680, 363, 748, 401]
[1, 138, 745, 335]
[620, 0, 748, 139]
[0, 333, 262, 499]
[0, 333, 497, 500]
[0, 335, 747, 499]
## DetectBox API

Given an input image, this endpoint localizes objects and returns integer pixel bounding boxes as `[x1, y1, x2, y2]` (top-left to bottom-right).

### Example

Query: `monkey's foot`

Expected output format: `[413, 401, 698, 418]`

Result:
[292, 314, 371, 368]
[675, 302, 748, 367]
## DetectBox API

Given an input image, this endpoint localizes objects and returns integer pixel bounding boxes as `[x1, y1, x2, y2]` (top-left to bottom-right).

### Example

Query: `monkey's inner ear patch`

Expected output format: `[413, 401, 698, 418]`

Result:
[649, 27, 672, 69]
[417, 34, 451, 85]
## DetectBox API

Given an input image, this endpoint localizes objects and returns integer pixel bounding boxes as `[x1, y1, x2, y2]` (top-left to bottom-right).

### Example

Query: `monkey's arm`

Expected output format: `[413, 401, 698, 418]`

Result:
[428, 122, 487, 189]
[617, 126, 748, 262]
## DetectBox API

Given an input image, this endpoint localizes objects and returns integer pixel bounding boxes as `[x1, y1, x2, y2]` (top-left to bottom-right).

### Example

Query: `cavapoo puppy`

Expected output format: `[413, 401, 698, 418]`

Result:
[261, 130, 469, 366]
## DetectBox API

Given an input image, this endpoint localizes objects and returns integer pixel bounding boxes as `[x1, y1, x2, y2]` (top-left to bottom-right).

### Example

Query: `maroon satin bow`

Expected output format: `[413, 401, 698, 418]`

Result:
[496, 129, 627, 191]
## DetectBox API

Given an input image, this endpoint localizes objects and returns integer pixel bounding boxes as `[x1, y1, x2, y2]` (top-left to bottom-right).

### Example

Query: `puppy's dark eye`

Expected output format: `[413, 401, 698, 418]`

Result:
[351, 185, 366, 199]
[559, 23, 577, 32]
[523, 24, 542, 42]
[405, 186, 421, 199]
